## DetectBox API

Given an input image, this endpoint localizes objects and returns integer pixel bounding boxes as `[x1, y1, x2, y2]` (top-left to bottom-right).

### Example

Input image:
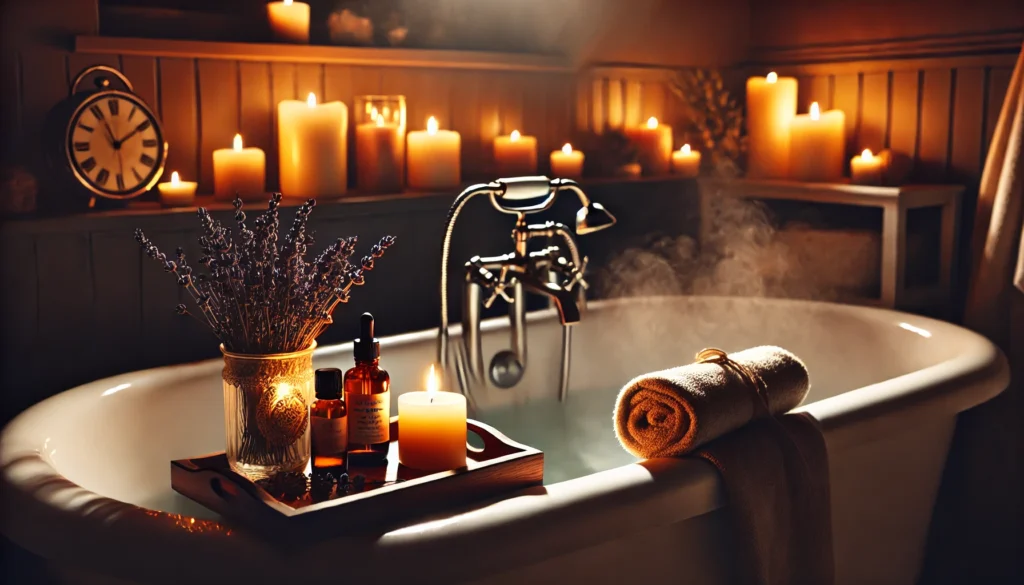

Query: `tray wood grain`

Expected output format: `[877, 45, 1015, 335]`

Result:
[171, 417, 543, 542]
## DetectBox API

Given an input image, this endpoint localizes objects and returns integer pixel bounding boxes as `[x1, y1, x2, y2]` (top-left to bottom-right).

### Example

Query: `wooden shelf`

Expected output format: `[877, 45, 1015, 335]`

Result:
[75, 36, 573, 73]
[698, 178, 963, 207]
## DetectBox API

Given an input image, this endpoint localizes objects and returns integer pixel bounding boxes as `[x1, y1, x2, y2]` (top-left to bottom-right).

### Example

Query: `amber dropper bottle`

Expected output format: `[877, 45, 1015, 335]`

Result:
[310, 368, 348, 477]
[344, 313, 390, 465]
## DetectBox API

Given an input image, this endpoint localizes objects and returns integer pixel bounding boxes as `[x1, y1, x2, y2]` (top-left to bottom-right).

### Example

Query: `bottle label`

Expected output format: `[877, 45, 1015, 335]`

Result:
[311, 416, 348, 455]
[347, 393, 390, 445]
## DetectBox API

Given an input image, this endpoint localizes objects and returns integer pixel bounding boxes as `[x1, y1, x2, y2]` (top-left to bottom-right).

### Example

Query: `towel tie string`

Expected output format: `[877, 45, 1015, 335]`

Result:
[696, 347, 771, 416]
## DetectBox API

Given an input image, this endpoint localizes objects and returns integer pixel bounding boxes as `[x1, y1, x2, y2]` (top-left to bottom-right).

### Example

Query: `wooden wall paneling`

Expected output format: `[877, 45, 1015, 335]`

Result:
[197, 59, 240, 193]
[544, 74, 573, 157]
[91, 231, 142, 374]
[889, 70, 920, 161]
[918, 68, 953, 181]
[35, 233, 95, 393]
[832, 73, 860, 161]
[449, 69, 484, 181]
[295, 63, 323, 102]
[322, 64, 353, 105]
[860, 72, 889, 152]
[985, 67, 1013, 148]
[139, 230, 188, 366]
[157, 58, 198, 188]
[477, 71, 503, 174]
[120, 56, 159, 117]
[523, 73, 549, 173]
[624, 79, 642, 129]
[66, 53, 121, 85]
[640, 79, 666, 127]
[0, 51, 21, 162]
[591, 76, 605, 133]
[605, 78, 624, 130]
[950, 67, 987, 182]
[0, 235, 38, 400]
[238, 62, 272, 192]
[269, 62, 296, 192]
[575, 74, 590, 132]
[498, 72, 525, 136]
[18, 49, 67, 172]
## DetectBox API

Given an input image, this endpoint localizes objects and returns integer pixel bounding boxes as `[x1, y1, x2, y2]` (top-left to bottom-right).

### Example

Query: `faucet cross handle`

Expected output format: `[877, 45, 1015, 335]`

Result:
[483, 278, 515, 309]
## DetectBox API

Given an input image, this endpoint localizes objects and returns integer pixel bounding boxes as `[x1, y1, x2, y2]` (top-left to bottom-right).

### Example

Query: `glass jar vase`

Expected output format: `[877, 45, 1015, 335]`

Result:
[354, 95, 407, 193]
[221, 343, 316, 481]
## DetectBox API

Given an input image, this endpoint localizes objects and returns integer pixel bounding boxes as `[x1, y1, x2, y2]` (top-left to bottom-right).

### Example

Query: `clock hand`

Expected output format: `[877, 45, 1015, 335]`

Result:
[102, 120, 117, 147]
[115, 125, 144, 145]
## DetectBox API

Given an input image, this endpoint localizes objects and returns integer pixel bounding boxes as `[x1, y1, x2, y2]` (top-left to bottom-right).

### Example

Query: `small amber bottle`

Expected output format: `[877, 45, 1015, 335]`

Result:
[344, 313, 390, 465]
[310, 368, 348, 477]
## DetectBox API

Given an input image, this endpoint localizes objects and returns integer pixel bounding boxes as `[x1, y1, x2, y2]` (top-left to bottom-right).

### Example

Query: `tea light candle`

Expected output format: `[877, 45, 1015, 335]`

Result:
[493, 130, 537, 176]
[267, 0, 310, 44]
[407, 116, 461, 191]
[398, 365, 468, 472]
[624, 117, 673, 175]
[789, 102, 846, 182]
[213, 134, 266, 201]
[277, 93, 348, 198]
[850, 148, 883, 185]
[157, 171, 197, 207]
[355, 107, 404, 193]
[550, 143, 584, 179]
[746, 71, 798, 179]
[672, 144, 701, 178]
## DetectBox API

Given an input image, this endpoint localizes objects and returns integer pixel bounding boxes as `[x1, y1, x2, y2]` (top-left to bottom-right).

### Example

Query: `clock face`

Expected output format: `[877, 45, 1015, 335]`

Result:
[66, 91, 166, 198]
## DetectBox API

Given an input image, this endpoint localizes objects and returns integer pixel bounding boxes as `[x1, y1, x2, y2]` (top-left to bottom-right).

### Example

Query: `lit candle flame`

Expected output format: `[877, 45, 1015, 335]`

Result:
[306, 92, 317, 108]
[809, 102, 820, 121]
[562, 143, 573, 155]
[376, 114, 385, 127]
[170, 171, 180, 186]
[646, 117, 659, 129]
[681, 144, 691, 154]
[284, 0, 293, 5]
[510, 130, 521, 142]
[427, 364, 439, 397]
[382, 105, 391, 121]
[766, 72, 778, 84]
[233, 133, 243, 151]
[370, 106, 379, 121]
[427, 116, 439, 135]
[861, 149, 873, 160]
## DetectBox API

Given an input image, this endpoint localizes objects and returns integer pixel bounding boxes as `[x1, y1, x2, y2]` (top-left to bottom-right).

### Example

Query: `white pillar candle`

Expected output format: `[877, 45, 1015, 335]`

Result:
[850, 148, 884, 185]
[493, 130, 537, 177]
[355, 108, 404, 193]
[157, 171, 197, 207]
[213, 134, 266, 201]
[672, 144, 701, 178]
[407, 116, 461, 191]
[267, 0, 310, 44]
[398, 365, 468, 472]
[789, 102, 846, 182]
[746, 72, 798, 179]
[277, 93, 348, 199]
[549, 143, 584, 179]
[623, 117, 672, 175]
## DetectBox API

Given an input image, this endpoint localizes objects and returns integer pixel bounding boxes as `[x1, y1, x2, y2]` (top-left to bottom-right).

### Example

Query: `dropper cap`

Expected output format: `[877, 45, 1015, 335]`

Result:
[353, 312, 380, 362]
[315, 368, 343, 400]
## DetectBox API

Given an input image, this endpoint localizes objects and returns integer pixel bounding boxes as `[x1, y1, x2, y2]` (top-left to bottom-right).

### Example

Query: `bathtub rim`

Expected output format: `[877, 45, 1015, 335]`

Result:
[0, 295, 1010, 584]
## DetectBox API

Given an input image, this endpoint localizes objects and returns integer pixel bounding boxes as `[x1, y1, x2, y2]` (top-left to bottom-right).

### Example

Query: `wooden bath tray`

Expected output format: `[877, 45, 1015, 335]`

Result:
[171, 417, 543, 542]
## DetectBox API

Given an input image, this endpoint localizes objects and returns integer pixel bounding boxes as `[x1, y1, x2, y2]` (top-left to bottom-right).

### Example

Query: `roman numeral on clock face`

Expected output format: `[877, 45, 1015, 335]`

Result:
[95, 168, 110, 186]
[136, 120, 151, 133]
[73, 141, 90, 152]
[116, 174, 125, 191]
[80, 157, 97, 172]
[89, 105, 104, 120]
[142, 138, 158, 147]
[77, 122, 94, 133]
[140, 153, 155, 167]
[132, 168, 144, 182]
[128, 105, 137, 121]
[107, 99, 119, 116]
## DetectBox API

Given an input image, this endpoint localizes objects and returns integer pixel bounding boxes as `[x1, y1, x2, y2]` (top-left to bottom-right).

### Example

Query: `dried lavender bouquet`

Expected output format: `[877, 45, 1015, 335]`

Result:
[135, 194, 396, 354]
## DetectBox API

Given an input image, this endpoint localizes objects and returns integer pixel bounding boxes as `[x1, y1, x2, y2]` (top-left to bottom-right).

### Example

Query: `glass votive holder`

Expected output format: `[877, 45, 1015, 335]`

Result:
[354, 95, 406, 193]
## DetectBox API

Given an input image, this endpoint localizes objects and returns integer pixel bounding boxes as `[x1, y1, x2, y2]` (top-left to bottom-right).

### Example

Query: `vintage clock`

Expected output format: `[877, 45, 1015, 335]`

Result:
[50, 65, 168, 209]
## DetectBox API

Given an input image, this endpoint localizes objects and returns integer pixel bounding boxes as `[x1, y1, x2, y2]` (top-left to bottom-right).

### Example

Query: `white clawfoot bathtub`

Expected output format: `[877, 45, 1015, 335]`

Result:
[1, 296, 1008, 585]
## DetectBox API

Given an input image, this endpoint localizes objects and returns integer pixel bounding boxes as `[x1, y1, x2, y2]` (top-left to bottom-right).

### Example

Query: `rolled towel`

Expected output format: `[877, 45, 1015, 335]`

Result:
[613, 345, 810, 458]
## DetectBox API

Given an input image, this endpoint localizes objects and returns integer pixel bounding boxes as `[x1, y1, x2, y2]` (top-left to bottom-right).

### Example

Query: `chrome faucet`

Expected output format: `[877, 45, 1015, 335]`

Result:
[436, 176, 616, 407]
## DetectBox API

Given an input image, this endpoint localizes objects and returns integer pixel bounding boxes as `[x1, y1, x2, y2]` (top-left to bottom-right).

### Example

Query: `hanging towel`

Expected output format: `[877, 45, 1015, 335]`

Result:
[613, 346, 833, 585]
